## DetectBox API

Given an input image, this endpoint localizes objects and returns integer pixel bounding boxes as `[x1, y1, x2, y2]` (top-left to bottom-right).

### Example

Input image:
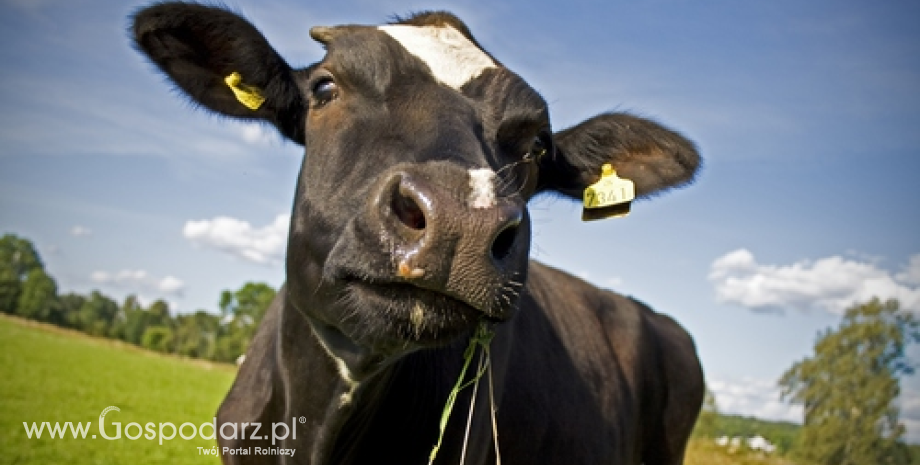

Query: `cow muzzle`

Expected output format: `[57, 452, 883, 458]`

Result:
[366, 165, 528, 320]
[317, 162, 530, 350]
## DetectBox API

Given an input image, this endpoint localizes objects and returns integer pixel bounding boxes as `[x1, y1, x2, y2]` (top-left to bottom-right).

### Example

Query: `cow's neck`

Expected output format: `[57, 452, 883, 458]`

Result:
[278, 303, 484, 464]
[273, 305, 348, 463]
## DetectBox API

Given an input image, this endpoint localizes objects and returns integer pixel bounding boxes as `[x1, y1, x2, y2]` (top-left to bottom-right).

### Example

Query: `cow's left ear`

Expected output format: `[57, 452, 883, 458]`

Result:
[537, 113, 700, 200]
[131, 2, 307, 144]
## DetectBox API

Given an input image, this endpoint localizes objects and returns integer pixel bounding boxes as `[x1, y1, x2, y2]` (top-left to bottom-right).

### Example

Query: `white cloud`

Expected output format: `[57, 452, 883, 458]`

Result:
[91, 269, 147, 284]
[898, 255, 920, 287]
[709, 376, 802, 424]
[91, 269, 185, 297]
[157, 276, 186, 294]
[709, 249, 920, 314]
[70, 225, 92, 237]
[239, 122, 277, 146]
[183, 214, 289, 265]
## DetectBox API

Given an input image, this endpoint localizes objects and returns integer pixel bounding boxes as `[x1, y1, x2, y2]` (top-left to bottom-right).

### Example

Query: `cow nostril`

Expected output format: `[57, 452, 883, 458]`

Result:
[490, 222, 519, 261]
[392, 186, 426, 231]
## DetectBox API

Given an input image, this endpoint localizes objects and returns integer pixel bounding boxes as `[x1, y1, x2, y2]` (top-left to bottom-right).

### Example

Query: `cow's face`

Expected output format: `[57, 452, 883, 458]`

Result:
[133, 4, 700, 365]
[287, 19, 549, 353]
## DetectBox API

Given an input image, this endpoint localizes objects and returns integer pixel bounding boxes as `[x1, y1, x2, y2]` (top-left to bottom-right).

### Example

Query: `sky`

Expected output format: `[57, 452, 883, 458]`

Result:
[2, 0, 919, 443]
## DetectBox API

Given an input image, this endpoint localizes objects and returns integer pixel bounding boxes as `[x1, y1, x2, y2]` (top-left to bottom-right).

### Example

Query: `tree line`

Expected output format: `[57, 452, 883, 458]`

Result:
[0, 233, 274, 363]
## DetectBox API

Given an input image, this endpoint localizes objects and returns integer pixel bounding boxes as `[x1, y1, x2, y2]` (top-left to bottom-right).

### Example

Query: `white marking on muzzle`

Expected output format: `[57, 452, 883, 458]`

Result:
[378, 25, 496, 89]
[469, 168, 497, 209]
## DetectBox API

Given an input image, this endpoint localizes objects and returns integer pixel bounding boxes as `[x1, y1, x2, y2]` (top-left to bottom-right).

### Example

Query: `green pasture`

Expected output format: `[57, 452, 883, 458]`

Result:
[0, 315, 235, 464]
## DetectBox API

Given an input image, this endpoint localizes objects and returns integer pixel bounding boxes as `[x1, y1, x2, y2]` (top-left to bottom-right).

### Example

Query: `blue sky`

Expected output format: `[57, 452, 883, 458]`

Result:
[2, 0, 919, 441]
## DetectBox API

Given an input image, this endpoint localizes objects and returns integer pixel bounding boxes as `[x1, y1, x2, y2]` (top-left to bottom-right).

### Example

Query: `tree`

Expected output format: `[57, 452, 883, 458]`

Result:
[141, 326, 174, 353]
[122, 295, 149, 344]
[75, 291, 119, 336]
[16, 268, 59, 322]
[122, 297, 173, 345]
[0, 266, 21, 314]
[174, 311, 220, 358]
[214, 282, 276, 362]
[110, 295, 143, 341]
[0, 234, 43, 313]
[58, 293, 87, 329]
[219, 282, 276, 323]
[107, 298, 128, 341]
[213, 332, 248, 363]
[779, 298, 920, 465]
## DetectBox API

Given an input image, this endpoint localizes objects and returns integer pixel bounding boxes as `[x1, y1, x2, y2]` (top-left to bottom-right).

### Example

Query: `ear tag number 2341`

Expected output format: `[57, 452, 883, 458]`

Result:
[582, 164, 635, 221]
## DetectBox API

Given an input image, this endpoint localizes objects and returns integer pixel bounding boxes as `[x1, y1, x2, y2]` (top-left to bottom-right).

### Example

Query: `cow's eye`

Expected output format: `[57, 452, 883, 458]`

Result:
[525, 134, 549, 161]
[311, 77, 338, 107]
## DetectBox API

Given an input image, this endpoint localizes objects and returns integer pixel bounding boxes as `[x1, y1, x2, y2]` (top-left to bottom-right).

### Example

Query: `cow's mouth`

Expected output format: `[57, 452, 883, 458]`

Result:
[341, 275, 486, 348]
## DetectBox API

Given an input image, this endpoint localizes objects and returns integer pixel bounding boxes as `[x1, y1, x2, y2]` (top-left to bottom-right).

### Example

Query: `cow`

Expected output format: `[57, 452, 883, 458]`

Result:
[132, 3, 705, 464]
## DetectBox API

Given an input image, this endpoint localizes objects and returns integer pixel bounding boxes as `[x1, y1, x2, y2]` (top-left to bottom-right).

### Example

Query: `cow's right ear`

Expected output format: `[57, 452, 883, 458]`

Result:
[131, 2, 306, 144]
[537, 113, 700, 200]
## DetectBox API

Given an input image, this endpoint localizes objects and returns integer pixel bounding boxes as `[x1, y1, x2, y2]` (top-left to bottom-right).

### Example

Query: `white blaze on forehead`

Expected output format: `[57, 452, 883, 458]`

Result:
[378, 25, 496, 89]
[469, 168, 497, 209]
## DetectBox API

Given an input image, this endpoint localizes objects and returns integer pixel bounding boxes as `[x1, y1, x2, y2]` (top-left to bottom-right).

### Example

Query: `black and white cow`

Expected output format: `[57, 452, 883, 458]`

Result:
[132, 3, 705, 464]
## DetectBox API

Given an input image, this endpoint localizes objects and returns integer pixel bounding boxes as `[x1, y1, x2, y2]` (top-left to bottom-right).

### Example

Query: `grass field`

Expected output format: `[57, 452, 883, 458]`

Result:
[0, 314, 235, 464]
[1, 313, 803, 464]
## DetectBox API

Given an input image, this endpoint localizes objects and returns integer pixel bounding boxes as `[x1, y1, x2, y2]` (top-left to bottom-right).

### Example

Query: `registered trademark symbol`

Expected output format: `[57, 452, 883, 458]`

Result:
[299, 417, 306, 424]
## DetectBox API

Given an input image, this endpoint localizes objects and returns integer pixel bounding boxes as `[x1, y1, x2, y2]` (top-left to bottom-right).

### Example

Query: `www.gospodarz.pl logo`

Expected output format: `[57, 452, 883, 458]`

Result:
[23, 405, 305, 448]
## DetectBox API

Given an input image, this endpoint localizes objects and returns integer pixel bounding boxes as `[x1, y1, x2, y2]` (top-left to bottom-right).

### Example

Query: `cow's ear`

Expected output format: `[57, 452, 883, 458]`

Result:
[538, 113, 700, 200]
[131, 2, 306, 144]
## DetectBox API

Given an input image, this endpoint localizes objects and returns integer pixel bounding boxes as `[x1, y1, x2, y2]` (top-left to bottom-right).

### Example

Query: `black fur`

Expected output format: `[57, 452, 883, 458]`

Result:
[131, 2, 307, 142]
[542, 113, 701, 199]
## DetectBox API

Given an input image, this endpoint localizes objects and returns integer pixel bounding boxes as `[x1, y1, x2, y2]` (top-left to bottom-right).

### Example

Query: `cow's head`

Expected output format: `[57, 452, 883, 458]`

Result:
[133, 3, 699, 373]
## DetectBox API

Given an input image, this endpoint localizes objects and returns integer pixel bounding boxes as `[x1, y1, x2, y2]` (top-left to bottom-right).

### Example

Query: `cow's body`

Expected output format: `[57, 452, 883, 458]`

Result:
[132, 3, 705, 464]
[219, 263, 702, 464]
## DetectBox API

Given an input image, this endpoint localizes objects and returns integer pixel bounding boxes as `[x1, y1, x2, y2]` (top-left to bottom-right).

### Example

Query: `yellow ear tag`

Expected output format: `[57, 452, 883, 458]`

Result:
[582, 163, 635, 221]
[224, 72, 266, 110]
